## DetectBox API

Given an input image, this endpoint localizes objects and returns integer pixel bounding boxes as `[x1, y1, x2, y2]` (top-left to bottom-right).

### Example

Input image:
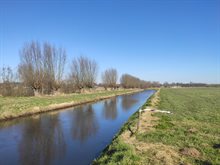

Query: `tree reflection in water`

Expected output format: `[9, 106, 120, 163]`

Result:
[72, 105, 99, 142]
[102, 97, 117, 120]
[121, 95, 138, 111]
[19, 114, 66, 165]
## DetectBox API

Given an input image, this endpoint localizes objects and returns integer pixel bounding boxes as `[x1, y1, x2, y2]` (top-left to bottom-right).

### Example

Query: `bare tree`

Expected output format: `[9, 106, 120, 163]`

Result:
[102, 68, 118, 89]
[121, 74, 140, 88]
[54, 47, 66, 90]
[1, 66, 14, 83]
[0, 66, 15, 96]
[18, 41, 44, 95]
[43, 43, 66, 93]
[120, 74, 138, 88]
[18, 41, 66, 95]
[70, 56, 98, 90]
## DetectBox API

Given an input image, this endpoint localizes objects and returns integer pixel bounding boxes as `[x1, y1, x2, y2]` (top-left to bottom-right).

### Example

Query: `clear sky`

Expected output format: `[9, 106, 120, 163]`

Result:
[0, 0, 219, 84]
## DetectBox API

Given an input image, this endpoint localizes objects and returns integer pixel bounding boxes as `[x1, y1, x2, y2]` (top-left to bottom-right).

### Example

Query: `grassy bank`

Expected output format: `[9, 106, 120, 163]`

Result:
[0, 89, 142, 121]
[93, 88, 220, 165]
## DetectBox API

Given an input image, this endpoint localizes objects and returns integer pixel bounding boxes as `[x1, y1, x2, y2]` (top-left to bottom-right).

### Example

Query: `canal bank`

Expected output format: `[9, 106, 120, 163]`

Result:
[93, 89, 159, 165]
[0, 90, 155, 165]
[0, 89, 143, 122]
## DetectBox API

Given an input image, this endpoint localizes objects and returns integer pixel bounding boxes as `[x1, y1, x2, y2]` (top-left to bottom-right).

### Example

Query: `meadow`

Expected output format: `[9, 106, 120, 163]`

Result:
[94, 87, 220, 165]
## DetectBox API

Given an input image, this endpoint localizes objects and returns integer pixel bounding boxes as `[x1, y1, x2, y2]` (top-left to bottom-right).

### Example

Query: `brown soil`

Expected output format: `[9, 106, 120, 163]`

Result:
[138, 111, 158, 133]
[187, 128, 198, 134]
[150, 89, 160, 107]
[179, 147, 201, 158]
[120, 111, 182, 165]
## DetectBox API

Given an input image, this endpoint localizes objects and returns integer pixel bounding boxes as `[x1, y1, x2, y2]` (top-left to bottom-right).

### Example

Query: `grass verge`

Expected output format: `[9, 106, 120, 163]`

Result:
[0, 89, 142, 121]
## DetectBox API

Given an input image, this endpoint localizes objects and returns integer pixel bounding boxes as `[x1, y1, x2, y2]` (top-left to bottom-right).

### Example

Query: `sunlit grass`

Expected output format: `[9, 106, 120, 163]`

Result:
[93, 138, 140, 165]
[0, 89, 139, 120]
[94, 88, 220, 165]
[137, 88, 220, 164]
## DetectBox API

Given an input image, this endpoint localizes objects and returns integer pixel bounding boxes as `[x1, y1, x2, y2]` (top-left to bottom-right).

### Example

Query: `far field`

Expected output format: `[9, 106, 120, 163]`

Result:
[0, 89, 140, 121]
[94, 88, 220, 165]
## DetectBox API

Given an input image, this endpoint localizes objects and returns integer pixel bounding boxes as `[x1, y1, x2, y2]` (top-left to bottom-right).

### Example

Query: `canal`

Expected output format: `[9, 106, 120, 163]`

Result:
[0, 90, 155, 165]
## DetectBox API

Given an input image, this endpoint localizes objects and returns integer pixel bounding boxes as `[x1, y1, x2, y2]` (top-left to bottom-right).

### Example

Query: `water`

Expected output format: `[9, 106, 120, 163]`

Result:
[0, 90, 155, 165]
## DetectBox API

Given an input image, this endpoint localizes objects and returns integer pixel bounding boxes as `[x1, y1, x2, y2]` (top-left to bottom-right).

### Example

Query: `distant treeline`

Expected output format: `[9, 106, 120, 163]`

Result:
[0, 41, 160, 97]
[163, 82, 220, 88]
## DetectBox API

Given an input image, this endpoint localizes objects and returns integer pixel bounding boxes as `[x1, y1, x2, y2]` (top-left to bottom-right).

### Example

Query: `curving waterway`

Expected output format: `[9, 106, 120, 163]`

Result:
[0, 90, 155, 165]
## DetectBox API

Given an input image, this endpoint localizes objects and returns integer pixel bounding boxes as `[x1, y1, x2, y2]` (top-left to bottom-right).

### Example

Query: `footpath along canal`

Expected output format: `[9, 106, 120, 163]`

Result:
[0, 90, 155, 165]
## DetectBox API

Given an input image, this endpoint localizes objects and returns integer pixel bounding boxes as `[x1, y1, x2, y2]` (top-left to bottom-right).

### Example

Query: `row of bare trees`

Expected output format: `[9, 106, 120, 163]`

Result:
[120, 74, 160, 88]
[0, 41, 161, 96]
[0, 41, 100, 96]
[18, 41, 101, 95]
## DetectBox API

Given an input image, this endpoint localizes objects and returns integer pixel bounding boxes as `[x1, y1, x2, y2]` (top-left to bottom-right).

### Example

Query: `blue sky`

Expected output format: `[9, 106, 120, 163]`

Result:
[0, 0, 219, 83]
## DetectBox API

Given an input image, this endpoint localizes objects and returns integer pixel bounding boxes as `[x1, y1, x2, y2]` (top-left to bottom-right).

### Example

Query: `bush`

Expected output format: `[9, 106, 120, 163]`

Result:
[13, 86, 34, 97]
[60, 82, 76, 94]
[0, 83, 34, 97]
[0, 82, 13, 96]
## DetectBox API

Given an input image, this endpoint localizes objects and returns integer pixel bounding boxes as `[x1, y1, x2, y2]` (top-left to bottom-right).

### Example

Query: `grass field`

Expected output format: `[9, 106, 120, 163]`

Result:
[93, 88, 220, 165]
[0, 89, 140, 121]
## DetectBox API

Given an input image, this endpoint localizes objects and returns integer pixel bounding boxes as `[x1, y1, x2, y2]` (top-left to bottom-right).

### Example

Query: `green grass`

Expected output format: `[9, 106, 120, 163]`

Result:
[94, 87, 220, 165]
[0, 89, 139, 120]
[138, 88, 220, 164]
[93, 138, 140, 165]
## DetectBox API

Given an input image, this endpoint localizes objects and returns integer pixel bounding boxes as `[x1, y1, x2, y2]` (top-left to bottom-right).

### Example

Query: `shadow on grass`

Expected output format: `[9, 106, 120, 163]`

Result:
[212, 143, 220, 149]
[195, 159, 212, 165]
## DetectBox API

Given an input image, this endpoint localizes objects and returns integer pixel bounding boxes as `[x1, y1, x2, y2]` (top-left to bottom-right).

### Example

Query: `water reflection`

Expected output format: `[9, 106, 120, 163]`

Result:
[102, 98, 117, 120]
[71, 105, 99, 142]
[19, 114, 65, 165]
[121, 95, 138, 111]
[0, 90, 155, 165]
[0, 119, 20, 130]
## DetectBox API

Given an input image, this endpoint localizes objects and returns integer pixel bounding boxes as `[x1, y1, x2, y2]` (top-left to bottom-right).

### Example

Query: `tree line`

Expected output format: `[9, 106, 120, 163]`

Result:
[0, 41, 161, 96]
[162, 82, 218, 88]
[120, 74, 160, 89]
